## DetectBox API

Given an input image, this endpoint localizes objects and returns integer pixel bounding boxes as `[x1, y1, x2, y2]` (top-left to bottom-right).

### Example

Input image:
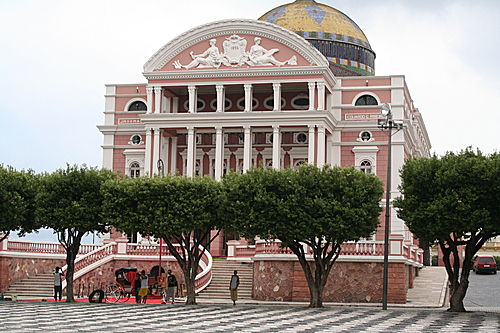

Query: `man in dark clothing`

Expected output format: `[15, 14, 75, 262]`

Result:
[229, 270, 239, 305]
[165, 269, 177, 304]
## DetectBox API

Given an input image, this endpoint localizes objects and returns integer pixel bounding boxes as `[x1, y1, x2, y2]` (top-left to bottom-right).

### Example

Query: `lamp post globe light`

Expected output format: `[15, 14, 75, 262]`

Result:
[378, 103, 403, 310]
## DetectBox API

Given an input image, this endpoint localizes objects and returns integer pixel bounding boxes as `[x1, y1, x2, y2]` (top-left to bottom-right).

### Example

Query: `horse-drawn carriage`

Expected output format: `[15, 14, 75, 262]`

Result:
[103, 266, 165, 303]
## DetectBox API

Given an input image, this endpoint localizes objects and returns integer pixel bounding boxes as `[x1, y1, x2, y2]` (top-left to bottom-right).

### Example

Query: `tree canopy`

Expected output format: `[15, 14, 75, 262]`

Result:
[36, 164, 118, 302]
[222, 165, 383, 307]
[0, 165, 38, 242]
[394, 148, 500, 312]
[102, 175, 224, 305]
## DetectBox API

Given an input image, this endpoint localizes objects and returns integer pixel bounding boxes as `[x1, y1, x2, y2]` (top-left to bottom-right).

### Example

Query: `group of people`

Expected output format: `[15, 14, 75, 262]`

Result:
[133, 269, 177, 304]
[53, 266, 240, 305]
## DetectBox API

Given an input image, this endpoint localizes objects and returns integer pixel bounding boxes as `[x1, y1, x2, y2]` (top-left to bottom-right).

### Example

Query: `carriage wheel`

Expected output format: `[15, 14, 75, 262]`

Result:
[104, 284, 122, 303]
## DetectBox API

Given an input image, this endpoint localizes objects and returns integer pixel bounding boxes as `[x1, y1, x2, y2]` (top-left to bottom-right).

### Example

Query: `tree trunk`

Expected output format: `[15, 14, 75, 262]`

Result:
[65, 247, 78, 302]
[448, 279, 468, 312]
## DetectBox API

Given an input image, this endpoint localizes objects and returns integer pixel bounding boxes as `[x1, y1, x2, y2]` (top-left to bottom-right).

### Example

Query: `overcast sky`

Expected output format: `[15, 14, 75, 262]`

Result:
[2, 0, 499, 241]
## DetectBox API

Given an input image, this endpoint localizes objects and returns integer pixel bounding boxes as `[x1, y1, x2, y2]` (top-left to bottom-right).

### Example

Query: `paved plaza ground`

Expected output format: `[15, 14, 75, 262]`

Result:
[2, 301, 500, 333]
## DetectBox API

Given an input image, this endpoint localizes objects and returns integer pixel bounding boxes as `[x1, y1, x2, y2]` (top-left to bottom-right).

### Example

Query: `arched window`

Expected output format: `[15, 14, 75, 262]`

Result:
[130, 162, 141, 178]
[360, 160, 372, 174]
[128, 101, 147, 111]
[355, 95, 378, 106]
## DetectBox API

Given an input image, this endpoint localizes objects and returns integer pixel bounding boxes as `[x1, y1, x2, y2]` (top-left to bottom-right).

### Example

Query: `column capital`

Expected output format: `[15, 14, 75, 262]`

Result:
[153, 127, 160, 132]
[316, 81, 326, 88]
[146, 86, 154, 93]
[216, 84, 224, 91]
[187, 126, 195, 134]
[215, 126, 223, 133]
[243, 125, 251, 131]
[317, 124, 325, 132]
[146, 127, 153, 134]
[154, 86, 162, 93]
[308, 82, 316, 88]
[273, 125, 280, 132]
[244, 83, 252, 90]
[308, 125, 316, 131]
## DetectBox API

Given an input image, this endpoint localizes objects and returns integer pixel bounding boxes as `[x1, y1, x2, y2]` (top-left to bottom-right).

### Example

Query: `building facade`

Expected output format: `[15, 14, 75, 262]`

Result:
[95, 0, 431, 303]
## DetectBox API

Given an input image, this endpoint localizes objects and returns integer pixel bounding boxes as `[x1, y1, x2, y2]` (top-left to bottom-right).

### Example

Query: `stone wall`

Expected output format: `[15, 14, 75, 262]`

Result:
[252, 259, 418, 304]
[0, 256, 65, 293]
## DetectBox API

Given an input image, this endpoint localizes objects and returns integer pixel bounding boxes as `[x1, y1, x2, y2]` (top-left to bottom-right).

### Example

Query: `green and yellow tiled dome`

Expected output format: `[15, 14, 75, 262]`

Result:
[258, 0, 375, 75]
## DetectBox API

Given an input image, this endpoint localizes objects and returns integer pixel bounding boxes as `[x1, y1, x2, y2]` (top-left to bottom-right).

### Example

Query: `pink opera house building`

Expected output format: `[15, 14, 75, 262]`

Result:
[1, 1, 431, 303]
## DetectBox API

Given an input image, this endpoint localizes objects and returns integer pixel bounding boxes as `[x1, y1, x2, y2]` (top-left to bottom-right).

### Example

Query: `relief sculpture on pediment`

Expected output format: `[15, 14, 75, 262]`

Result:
[173, 35, 296, 70]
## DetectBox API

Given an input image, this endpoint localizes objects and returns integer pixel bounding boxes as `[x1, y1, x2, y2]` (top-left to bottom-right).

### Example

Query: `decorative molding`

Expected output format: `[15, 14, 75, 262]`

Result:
[143, 19, 329, 72]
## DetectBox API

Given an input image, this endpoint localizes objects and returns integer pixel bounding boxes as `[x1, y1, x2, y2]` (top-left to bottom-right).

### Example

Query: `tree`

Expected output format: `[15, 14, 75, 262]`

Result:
[222, 165, 384, 308]
[0, 165, 38, 242]
[36, 164, 118, 302]
[102, 175, 224, 305]
[394, 149, 500, 312]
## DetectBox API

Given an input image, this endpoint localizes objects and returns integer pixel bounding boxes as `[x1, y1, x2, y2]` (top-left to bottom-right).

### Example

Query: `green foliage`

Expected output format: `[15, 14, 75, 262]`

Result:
[394, 149, 500, 245]
[222, 164, 383, 246]
[0, 165, 39, 241]
[102, 175, 224, 237]
[36, 164, 119, 236]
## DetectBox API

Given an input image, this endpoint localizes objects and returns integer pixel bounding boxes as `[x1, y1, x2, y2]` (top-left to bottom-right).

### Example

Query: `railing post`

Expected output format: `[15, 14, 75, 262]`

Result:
[227, 240, 240, 259]
[0, 235, 7, 251]
[389, 235, 404, 256]
[115, 237, 129, 254]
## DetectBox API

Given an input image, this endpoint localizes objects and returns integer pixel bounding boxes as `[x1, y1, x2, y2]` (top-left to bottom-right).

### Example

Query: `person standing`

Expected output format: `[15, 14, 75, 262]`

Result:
[53, 267, 64, 302]
[134, 272, 142, 303]
[138, 270, 149, 304]
[229, 270, 239, 306]
[165, 269, 177, 304]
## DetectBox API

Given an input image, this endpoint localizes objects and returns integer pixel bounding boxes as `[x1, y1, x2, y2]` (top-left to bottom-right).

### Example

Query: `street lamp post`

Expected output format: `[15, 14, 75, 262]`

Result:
[157, 158, 164, 176]
[378, 103, 403, 310]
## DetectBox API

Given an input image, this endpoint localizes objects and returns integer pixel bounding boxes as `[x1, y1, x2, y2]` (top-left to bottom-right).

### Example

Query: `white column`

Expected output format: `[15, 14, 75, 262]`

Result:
[186, 127, 195, 177]
[170, 137, 178, 174]
[163, 137, 170, 173]
[215, 127, 224, 181]
[154, 87, 162, 114]
[146, 86, 154, 114]
[326, 133, 333, 165]
[308, 125, 316, 164]
[152, 128, 161, 175]
[317, 125, 325, 167]
[145, 128, 152, 175]
[308, 82, 316, 111]
[272, 125, 281, 169]
[243, 126, 252, 172]
[216, 84, 225, 112]
[244, 84, 252, 112]
[317, 82, 325, 111]
[273, 83, 281, 111]
[172, 97, 179, 113]
[188, 85, 197, 113]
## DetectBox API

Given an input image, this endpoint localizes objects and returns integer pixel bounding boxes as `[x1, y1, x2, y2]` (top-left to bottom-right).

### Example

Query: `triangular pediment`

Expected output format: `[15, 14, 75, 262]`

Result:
[143, 19, 329, 73]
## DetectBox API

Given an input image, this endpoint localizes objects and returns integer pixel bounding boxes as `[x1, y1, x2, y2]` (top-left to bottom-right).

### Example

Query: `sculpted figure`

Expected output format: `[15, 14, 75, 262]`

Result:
[173, 39, 222, 69]
[247, 37, 286, 67]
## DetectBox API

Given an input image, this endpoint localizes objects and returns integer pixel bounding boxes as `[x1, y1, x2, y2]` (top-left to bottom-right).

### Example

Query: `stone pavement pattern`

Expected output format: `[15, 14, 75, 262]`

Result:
[2, 302, 500, 332]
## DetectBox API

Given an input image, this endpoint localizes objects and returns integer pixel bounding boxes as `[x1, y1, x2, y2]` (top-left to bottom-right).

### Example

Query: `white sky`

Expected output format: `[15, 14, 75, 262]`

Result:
[2, 0, 499, 241]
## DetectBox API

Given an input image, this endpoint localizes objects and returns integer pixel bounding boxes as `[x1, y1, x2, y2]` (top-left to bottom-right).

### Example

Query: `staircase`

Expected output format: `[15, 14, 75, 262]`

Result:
[4, 273, 54, 300]
[198, 260, 253, 300]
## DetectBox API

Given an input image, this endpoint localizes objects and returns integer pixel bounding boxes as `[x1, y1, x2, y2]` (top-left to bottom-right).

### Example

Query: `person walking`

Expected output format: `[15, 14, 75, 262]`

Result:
[53, 267, 64, 302]
[229, 270, 239, 306]
[134, 272, 142, 303]
[138, 270, 149, 304]
[165, 269, 177, 304]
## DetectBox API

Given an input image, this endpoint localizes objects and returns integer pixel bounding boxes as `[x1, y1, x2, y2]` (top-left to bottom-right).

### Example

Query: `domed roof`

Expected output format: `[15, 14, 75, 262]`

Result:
[258, 0, 375, 75]
[258, 0, 371, 49]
